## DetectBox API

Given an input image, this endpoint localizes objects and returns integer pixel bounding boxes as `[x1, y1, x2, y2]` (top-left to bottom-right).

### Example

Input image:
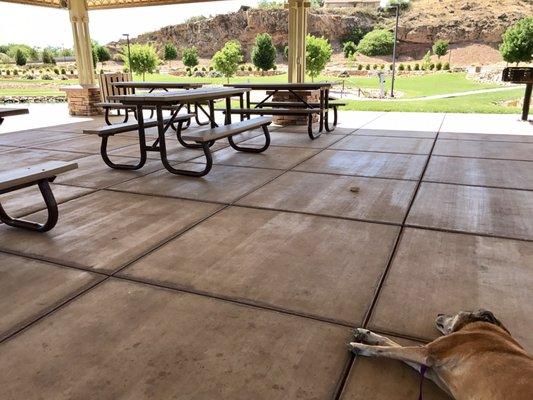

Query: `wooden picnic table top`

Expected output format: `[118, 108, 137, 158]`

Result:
[225, 82, 333, 90]
[112, 82, 205, 89]
[0, 107, 29, 118]
[0, 161, 77, 192]
[110, 87, 250, 105]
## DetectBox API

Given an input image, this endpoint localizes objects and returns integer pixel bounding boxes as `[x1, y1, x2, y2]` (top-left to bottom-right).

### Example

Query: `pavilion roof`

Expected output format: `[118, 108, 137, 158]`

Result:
[1, 0, 216, 10]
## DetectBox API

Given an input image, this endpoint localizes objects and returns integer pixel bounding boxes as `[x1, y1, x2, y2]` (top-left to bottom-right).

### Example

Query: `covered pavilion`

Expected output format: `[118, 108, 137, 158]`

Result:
[1, 0, 310, 113]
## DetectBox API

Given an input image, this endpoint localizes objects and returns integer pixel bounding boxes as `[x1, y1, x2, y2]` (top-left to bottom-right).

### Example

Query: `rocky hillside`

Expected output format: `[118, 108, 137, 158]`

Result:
[107, 0, 532, 59]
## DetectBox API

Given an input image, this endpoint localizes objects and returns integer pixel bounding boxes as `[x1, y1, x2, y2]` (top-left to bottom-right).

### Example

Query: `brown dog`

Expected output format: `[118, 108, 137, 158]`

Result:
[348, 310, 533, 400]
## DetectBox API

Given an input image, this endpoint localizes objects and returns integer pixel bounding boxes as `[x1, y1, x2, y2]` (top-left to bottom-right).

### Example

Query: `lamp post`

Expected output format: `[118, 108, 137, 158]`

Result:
[122, 33, 131, 70]
[380, 0, 409, 98]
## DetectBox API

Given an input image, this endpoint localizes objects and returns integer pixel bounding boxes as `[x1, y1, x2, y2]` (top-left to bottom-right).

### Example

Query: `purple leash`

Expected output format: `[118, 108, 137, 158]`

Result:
[418, 364, 428, 400]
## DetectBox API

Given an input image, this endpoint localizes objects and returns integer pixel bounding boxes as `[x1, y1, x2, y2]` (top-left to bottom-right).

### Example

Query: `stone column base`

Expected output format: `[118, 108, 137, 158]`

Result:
[61, 85, 102, 116]
[269, 90, 319, 125]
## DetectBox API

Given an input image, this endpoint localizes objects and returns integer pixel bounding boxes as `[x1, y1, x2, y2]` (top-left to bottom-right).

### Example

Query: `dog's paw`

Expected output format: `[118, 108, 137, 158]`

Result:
[352, 328, 372, 343]
[347, 342, 371, 356]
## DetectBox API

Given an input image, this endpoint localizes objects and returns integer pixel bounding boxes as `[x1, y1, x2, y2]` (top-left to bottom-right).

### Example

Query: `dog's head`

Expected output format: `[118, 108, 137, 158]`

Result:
[435, 309, 509, 335]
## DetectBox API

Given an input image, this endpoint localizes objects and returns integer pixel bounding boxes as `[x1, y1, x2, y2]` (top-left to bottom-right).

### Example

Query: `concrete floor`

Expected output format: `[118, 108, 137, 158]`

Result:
[0, 110, 532, 399]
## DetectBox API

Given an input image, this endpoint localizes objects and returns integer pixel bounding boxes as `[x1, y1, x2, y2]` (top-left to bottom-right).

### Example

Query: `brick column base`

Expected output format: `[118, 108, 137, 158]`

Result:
[269, 90, 319, 125]
[61, 85, 102, 116]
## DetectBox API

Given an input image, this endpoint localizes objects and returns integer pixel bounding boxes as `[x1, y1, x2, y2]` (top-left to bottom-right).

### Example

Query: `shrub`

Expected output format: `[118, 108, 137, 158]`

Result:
[422, 50, 431, 70]
[343, 27, 369, 47]
[125, 44, 159, 81]
[61, 68, 66, 74]
[343, 41, 357, 59]
[201, 67, 206, 72]
[429, 62, 435, 70]
[398, 63, 405, 71]
[240, 65, 245, 71]
[15, 49, 27, 66]
[389, 64, 393, 70]
[23, 74, 36, 80]
[42, 49, 56, 64]
[163, 43, 178, 61]
[373, 64, 378, 70]
[186, 66, 191, 72]
[273, 64, 277, 70]
[251, 33, 276, 73]
[380, 64, 385, 70]
[365, 64, 370, 70]
[357, 64, 363, 70]
[95, 45, 111, 62]
[209, 66, 213, 71]
[182, 46, 199, 68]
[13, 69, 18, 75]
[414, 63, 420, 71]
[248, 65, 253, 72]
[432, 40, 449, 59]
[283, 45, 289, 60]
[70, 69, 75, 74]
[499, 17, 533, 65]
[435, 61, 442, 70]
[306, 35, 332, 81]
[406, 64, 412, 71]
[193, 66, 198, 72]
[41, 73, 53, 80]
[357, 29, 394, 56]
[53, 68, 60, 74]
[212, 40, 243, 83]
[443, 62, 450, 70]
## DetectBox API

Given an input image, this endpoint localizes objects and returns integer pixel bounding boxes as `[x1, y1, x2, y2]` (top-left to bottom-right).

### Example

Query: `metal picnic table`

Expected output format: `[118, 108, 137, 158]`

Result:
[224, 82, 335, 134]
[112, 81, 209, 125]
[0, 107, 29, 126]
[109, 87, 252, 175]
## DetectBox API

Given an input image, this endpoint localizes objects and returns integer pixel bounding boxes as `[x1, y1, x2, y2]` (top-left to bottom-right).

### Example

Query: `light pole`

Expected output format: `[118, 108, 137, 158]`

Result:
[381, 0, 409, 98]
[122, 33, 131, 71]
[390, 4, 399, 97]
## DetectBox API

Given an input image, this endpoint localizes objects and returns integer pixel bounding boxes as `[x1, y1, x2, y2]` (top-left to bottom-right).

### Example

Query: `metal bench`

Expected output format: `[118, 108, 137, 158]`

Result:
[249, 100, 346, 130]
[174, 116, 272, 177]
[0, 161, 78, 232]
[84, 113, 194, 171]
[223, 108, 321, 139]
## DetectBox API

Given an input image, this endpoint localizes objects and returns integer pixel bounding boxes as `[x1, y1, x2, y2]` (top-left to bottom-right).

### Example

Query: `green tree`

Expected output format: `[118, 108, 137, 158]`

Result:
[343, 41, 357, 59]
[499, 17, 533, 65]
[92, 46, 98, 68]
[95, 45, 111, 62]
[125, 44, 159, 81]
[306, 35, 332, 81]
[182, 46, 199, 68]
[164, 43, 178, 61]
[422, 50, 432, 70]
[432, 39, 449, 59]
[357, 29, 394, 56]
[251, 33, 276, 73]
[42, 48, 56, 64]
[15, 49, 27, 66]
[343, 27, 368, 46]
[212, 41, 243, 83]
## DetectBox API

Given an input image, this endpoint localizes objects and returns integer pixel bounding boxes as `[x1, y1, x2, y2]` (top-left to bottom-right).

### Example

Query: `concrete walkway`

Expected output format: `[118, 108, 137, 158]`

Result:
[0, 111, 531, 399]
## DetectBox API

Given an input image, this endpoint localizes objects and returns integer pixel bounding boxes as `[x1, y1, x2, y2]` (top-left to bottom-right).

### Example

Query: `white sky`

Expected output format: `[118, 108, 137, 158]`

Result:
[0, 0, 260, 48]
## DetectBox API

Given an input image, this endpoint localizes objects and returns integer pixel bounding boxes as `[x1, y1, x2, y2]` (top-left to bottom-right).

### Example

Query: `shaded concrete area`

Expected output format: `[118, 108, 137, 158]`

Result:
[0, 111, 531, 399]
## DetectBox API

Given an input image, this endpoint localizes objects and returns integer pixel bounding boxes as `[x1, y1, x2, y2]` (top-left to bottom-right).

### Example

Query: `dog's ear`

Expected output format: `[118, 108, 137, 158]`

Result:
[474, 309, 498, 324]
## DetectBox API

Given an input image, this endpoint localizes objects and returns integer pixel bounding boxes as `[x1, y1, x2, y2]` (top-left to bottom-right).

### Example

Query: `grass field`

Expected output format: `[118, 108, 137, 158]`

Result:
[0, 72, 527, 114]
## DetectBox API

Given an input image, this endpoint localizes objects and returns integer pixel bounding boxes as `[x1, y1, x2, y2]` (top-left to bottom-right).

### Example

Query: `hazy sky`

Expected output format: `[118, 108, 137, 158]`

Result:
[0, 0, 260, 48]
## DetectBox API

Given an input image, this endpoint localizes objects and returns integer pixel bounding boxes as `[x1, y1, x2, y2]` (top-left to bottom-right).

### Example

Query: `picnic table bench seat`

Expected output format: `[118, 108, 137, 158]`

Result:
[172, 116, 272, 177]
[84, 113, 194, 171]
[0, 161, 78, 232]
[222, 108, 321, 139]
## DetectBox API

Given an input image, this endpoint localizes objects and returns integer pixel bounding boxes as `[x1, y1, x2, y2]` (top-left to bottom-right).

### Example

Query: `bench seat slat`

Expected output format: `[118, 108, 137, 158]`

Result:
[83, 113, 194, 136]
[0, 161, 78, 192]
[249, 101, 346, 107]
[225, 108, 320, 115]
[181, 117, 271, 143]
[96, 102, 187, 111]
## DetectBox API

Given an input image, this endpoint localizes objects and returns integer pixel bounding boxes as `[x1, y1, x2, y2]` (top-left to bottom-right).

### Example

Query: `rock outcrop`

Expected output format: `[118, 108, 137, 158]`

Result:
[107, 0, 532, 58]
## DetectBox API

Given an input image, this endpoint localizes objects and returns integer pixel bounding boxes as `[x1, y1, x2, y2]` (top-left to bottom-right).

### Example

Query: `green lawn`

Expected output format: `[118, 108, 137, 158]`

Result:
[343, 89, 526, 114]
[0, 72, 526, 114]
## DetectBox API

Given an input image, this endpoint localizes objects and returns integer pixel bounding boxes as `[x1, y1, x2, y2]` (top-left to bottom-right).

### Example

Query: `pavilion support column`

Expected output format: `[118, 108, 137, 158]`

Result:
[60, 0, 102, 116]
[287, 0, 309, 83]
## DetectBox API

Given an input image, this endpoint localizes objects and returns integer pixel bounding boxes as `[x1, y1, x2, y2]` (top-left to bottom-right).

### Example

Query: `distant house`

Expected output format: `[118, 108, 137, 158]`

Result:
[324, 0, 380, 8]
